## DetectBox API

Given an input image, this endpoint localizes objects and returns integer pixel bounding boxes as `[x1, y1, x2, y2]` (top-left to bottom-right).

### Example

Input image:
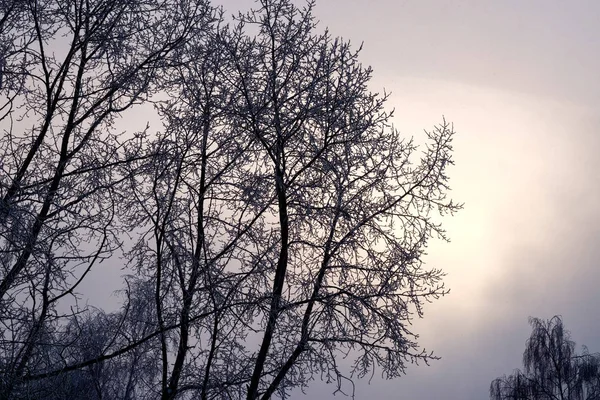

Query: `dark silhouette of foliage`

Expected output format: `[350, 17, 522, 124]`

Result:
[490, 316, 600, 400]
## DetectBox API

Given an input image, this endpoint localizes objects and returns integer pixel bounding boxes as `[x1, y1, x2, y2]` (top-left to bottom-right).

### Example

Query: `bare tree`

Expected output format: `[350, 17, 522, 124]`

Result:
[490, 316, 600, 400]
[117, 1, 460, 399]
[0, 0, 212, 398]
[2, 0, 460, 399]
[14, 278, 160, 399]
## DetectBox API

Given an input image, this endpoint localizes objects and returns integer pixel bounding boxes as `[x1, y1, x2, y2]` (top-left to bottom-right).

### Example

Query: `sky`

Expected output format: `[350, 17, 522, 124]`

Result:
[79, 1, 600, 398]
[210, 0, 600, 399]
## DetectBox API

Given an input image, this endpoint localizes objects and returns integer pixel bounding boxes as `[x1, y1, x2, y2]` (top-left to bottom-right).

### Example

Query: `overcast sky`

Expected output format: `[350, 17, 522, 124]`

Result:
[209, 1, 600, 399]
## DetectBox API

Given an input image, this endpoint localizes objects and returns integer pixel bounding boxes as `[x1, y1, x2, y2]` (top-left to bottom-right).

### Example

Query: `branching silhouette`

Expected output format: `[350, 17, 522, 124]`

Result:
[490, 316, 600, 400]
[0, 0, 461, 399]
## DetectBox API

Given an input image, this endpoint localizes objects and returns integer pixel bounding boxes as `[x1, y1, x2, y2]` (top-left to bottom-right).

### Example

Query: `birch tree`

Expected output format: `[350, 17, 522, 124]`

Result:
[490, 316, 600, 400]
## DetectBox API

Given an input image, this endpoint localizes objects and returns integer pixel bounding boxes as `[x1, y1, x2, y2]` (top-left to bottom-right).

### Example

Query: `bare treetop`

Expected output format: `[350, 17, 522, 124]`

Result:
[0, 1, 460, 399]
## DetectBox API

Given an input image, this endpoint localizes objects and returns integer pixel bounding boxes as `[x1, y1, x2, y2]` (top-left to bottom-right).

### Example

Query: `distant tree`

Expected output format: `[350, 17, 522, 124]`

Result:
[490, 316, 600, 400]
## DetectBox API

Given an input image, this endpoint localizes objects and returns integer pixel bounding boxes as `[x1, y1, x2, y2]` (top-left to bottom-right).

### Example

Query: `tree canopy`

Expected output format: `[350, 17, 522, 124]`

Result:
[0, 0, 460, 398]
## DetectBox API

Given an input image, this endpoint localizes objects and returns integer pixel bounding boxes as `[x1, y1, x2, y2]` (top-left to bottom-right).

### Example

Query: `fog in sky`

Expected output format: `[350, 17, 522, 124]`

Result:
[209, 1, 600, 399]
